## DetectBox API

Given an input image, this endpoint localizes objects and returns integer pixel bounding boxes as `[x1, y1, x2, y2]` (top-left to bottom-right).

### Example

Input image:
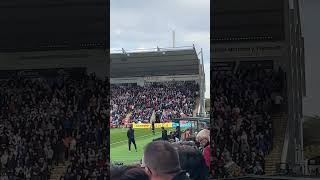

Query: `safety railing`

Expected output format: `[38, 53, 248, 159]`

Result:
[110, 45, 194, 54]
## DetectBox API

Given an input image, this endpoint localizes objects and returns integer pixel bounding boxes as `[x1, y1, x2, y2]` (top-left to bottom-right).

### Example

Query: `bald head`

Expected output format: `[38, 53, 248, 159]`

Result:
[142, 141, 181, 175]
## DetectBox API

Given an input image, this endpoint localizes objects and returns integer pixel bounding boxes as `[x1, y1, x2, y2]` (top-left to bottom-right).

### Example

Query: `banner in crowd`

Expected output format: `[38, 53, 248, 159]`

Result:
[172, 122, 192, 128]
[132, 122, 172, 129]
[155, 123, 172, 128]
[212, 62, 235, 71]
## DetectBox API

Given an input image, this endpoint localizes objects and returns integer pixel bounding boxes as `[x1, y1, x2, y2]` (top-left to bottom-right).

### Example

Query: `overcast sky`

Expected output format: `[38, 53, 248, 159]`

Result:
[299, 0, 320, 116]
[110, 0, 210, 98]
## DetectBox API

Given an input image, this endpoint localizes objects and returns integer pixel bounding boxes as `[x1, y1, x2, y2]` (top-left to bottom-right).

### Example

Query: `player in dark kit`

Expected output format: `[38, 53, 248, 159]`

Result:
[151, 121, 155, 135]
[127, 126, 137, 152]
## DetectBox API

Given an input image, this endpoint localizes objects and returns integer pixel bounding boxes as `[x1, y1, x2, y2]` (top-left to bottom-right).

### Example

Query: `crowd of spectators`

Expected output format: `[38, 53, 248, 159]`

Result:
[110, 80, 208, 179]
[0, 73, 108, 179]
[211, 66, 284, 178]
[110, 81, 199, 126]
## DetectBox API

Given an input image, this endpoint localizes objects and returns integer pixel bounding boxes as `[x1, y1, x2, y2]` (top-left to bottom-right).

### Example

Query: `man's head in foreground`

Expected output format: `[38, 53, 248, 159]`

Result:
[141, 141, 183, 180]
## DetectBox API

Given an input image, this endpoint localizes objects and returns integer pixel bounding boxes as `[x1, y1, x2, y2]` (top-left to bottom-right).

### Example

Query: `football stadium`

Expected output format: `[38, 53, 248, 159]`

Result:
[110, 46, 209, 168]
[210, 0, 316, 179]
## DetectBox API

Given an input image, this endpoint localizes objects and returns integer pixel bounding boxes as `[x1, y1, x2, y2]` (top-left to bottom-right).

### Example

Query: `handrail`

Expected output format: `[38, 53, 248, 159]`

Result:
[280, 113, 290, 171]
[110, 46, 194, 54]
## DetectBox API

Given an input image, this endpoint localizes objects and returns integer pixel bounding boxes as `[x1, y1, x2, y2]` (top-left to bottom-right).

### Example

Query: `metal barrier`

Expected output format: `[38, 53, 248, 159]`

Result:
[111, 46, 194, 54]
[276, 162, 307, 176]
[209, 175, 320, 180]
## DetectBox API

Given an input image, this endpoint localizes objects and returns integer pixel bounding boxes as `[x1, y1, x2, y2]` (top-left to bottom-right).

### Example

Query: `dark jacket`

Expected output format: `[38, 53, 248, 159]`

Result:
[162, 129, 168, 140]
[172, 171, 191, 180]
[127, 128, 135, 139]
[151, 122, 155, 130]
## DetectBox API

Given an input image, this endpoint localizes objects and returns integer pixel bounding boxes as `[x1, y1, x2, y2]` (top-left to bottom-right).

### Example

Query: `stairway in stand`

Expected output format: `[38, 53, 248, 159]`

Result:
[264, 112, 287, 175]
[49, 161, 70, 180]
[193, 97, 200, 117]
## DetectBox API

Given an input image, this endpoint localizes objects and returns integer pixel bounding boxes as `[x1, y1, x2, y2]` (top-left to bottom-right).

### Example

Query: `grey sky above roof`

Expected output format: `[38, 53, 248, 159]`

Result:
[300, 0, 320, 116]
[110, 0, 210, 98]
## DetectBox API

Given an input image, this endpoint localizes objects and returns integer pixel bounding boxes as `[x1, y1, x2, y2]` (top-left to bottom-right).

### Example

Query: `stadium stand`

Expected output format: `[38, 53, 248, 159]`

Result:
[0, 73, 108, 179]
[0, 0, 109, 179]
[110, 81, 199, 126]
[211, 0, 306, 179]
[211, 65, 285, 178]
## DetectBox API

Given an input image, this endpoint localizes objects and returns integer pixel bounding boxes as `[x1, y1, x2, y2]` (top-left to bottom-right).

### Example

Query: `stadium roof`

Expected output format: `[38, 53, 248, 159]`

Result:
[212, 0, 285, 43]
[110, 46, 200, 78]
[0, 0, 107, 52]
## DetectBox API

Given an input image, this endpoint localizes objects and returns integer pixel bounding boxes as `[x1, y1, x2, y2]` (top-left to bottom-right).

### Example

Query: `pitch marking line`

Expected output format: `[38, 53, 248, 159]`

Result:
[110, 132, 161, 146]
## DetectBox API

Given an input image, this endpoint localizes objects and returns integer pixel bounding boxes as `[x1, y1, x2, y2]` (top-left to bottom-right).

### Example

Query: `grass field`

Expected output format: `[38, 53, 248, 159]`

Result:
[110, 127, 174, 164]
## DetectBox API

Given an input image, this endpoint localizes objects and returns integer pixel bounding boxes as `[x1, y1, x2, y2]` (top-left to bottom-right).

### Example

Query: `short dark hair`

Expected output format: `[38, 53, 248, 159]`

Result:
[110, 165, 149, 180]
[143, 141, 181, 174]
[110, 165, 130, 179]
[120, 168, 149, 180]
[174, 144, 209, 180]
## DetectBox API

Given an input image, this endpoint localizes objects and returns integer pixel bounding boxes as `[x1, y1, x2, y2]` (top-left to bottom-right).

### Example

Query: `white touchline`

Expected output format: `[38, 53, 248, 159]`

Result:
[110, 132, 161, 146]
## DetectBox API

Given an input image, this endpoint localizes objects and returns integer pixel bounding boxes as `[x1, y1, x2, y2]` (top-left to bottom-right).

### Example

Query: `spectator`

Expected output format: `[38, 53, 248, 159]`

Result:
[196, 129, 210, 170]
[161, 127, 168, 141]
[1, 149, 9, 169]
[253, 161, 264, 175]
[141, 141, 190, 180]
[174, 126, 181, 142]
[224, 151, 241, 177]
[174, 144, 209, 180]
[111, 165, 149, 180]
[110, 165, 149, 180]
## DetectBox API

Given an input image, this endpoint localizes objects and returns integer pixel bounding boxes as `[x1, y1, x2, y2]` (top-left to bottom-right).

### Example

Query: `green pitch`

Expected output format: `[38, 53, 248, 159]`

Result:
[110, 127, 174, 164]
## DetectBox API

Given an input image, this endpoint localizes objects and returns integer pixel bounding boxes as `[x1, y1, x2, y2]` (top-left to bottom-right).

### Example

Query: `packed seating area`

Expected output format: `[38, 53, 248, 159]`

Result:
[110, 81, 199, 126]
[0, 73, 108, 179]
[211, 66, 284, 178]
